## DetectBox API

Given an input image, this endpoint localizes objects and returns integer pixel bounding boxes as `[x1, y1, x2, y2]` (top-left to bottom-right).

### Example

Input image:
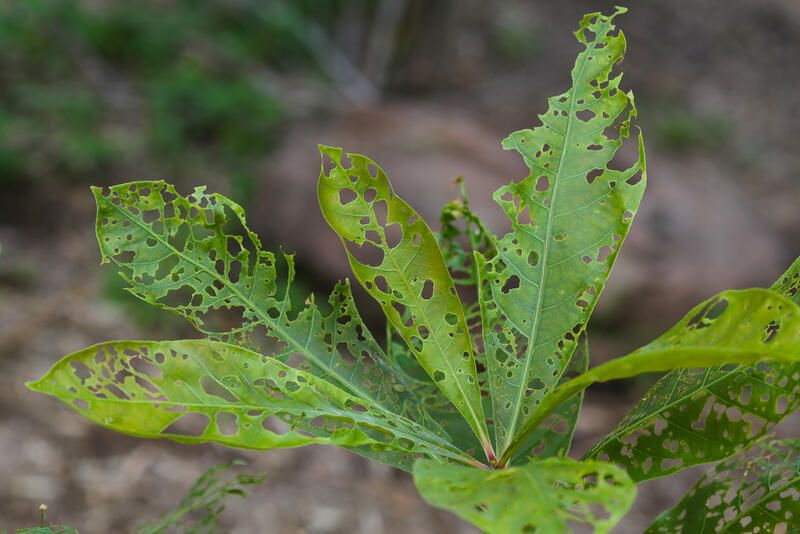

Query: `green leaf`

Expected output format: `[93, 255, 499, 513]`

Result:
[503, 288, 800, 466]
[137, 460, 265, 534]
[646, 439, 800, 533]
[476, 6, 646, 454]
[90, 181, 447, 468]
[509, 332, 589, 465]
[772, 255, 800, 305]
[438, 177, 496, 287]
[317, 146, 493, 460]
[27, 340, 479, 468]
[413, 457, 635, 534]
[584, 259, 800, 481]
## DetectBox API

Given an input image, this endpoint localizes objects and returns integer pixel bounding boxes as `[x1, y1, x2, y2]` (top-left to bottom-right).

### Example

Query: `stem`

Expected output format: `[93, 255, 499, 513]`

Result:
[498, 354, 643, 465]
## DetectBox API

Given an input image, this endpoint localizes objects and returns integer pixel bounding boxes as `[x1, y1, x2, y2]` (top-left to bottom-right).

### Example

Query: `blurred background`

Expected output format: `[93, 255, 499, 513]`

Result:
[1, 0, 799, 531]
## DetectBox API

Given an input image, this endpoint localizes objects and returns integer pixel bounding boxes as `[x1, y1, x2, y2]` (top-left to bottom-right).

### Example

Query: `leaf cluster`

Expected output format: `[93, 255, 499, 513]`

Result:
[28, 7, 800, 533]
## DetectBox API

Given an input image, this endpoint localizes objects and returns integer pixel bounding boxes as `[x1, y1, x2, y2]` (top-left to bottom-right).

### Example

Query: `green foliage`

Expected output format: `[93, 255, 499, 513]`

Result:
[28, 7, 800, 533]
[318, 146, 492, 458]
[0, 0, 323, 192]
[137, 460, 265, 534]
[10, 462, 263, 534]
[647, 103, 731, 153]
[413, 457, 634, 534]
[12, 503, 78, 534]
[646, 439, 800, 533]
[586, 285, 800, 481]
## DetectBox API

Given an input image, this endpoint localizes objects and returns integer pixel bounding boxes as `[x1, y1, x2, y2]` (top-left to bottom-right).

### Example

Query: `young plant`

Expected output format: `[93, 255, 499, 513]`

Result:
[28, 7, 800, 533]
[8, 462, 263, 534]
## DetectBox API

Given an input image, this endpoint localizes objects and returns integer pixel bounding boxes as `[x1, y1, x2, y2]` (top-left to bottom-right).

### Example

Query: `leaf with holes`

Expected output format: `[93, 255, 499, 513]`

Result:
[584, 263, 800, 481]
[507, 332, 589, 465]
[413, 457, 635, 534]
[646, 439, 800, 533]
[503, 288, 800, 465]
[137, 460, 265, 534]
[438, 178, 496, 287]
[27, 340, 477, 467]
[476, 5, 646, 455]
[317, 145, 493, 461]
[88, 181, 449, 469]
[25, 6, 800, 534]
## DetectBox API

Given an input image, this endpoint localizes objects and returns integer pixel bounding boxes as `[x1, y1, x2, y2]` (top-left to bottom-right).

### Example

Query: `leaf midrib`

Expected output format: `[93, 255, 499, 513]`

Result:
[502, 18, 611, 453]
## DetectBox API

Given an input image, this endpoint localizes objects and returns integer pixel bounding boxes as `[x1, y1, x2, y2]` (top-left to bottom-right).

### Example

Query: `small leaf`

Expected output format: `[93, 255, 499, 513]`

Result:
[646, 439, 800, 533]
[317, 146, 493, 459]
[438, 178, 496, 286]
[137, 460, 265, 534]
[476, 6, 646, 454]
[28, 340, 478, 468]
[413, 457, 635, 534]
[504, 288, 800, 465]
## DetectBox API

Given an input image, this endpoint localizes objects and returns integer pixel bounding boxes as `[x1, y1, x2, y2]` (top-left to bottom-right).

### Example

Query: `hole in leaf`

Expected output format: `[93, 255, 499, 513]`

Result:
[216, 412, 238, 436]
[374, 275, 389, 293]
[201, 376, 238, 403]
[586, 169, 603, 184]
[346, 240, 384, 268]
[163, 412, 210, 437]
[373, 200, 389, 226]
[421, 280, 434, 300]
[576, 109, 596, 122]
[385, 223, 403, 248]
[517, 206, 532, 225]
[501, 275, 520, 294]
[626, 170, 643, 186]
[707, 299, 729, 320]
[535, 176, 550, 192]
[596, 245, 613, 262]
[339, 189, 357, 205]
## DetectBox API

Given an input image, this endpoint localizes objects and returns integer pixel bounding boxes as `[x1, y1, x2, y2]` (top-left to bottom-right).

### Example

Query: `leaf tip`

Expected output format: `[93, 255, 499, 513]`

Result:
[318, 144, 343, 164]
[25, 378, 45, 394]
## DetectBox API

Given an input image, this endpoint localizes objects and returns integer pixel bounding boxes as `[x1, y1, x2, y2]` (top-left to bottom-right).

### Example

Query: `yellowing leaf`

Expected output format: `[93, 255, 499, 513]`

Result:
[28, 340, 479, 467]
[317, 146, 493, 461]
